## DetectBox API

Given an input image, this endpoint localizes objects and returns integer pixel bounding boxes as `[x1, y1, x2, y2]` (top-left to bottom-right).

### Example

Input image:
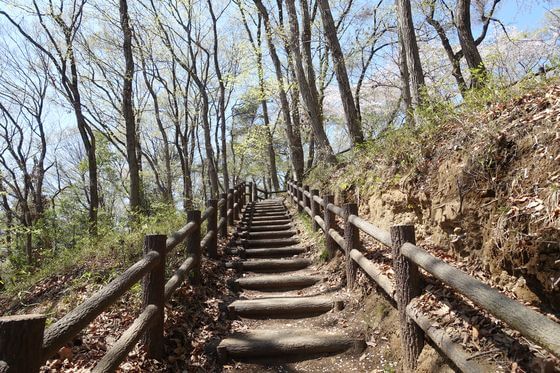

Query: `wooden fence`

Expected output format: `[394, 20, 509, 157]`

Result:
[287, 180, 560, 372]
[0, 181, 254, 373]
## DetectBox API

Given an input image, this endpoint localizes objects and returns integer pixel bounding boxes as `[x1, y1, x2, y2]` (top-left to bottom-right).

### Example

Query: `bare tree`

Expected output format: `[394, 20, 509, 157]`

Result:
[0, 43, 51, 264]
[456, 0, 487, 87]
[396, 0, 426, 119]
[1, 0, 100, 233]
[208, 0, 231, 192]
[237, 2, 280, 190]
[285, 0, 336, 163]
[317, 0, 364, 145]
[119, 0, 143, 214]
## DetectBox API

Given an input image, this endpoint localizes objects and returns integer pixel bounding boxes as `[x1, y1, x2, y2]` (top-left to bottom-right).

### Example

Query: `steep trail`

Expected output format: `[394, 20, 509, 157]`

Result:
[217, 198, 366, 370]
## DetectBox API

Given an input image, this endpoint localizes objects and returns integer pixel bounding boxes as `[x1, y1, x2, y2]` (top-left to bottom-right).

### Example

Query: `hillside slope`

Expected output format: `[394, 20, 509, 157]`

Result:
[307, 80, 560, 311]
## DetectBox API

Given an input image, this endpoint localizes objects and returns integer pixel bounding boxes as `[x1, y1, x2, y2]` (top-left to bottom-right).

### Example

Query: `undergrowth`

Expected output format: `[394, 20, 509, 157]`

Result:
[295, 211, 329, 262]
[306, 74, 558, 197]
[0, 203, 187, 302]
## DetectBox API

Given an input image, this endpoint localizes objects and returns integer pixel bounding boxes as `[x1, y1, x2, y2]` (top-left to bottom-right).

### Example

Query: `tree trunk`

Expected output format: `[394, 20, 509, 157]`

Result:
[254, 0, 305, 181]
[119, 0, 142, 214]
[208, 0, 229, 192]
[397, 23, 413, 125]
[138, 53, 173, 204]
[396, 0, 425, 113]
[317, 0, 364, 145]
[307, 131, 314, 169]
[425, 5, 467, 95]
[455, 0, 487, 87]
[285, 0, 336, 164]
[255, 20, 280, 191]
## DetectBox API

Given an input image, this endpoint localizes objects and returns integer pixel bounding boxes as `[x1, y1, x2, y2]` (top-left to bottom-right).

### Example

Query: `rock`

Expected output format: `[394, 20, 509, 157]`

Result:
[58, 346, 73, 361]
[512, 277, 540, 304]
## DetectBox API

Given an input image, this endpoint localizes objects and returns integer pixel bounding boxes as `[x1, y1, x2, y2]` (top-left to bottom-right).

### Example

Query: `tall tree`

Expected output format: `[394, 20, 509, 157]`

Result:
[119, 0, 143, 213]
[208, 0, 230, 192]
[285, 0, 336, 163]
[0, 44, 50, 264]
[1, 0, 100, 233]
[396, 0, 426, 118]
[317, 0, 364, 145]
[149, 0, 220, 197]
[253, 0, 305, 181]
[455, 0, 488, 87]
[237, 3, 280, 191]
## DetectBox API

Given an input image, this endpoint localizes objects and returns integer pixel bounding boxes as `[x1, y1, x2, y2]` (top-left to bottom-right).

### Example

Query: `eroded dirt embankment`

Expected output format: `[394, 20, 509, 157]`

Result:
[313, 83, 560, 311]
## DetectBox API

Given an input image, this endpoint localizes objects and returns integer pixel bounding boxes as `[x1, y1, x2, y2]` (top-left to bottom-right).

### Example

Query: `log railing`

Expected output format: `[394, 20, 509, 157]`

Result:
[287, 180, 560, 372]
[252, 185, 286, 201]
[0, 182, 250, 373]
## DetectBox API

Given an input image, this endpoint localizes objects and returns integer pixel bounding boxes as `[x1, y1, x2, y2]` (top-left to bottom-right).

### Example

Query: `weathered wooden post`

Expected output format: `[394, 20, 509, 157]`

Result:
[252, 182, 258, 202]
[187, 210, 202, 285]
[391, 224, 424, 371]
[343, 204, 360, 289]
[248, 182, 253, 203]
[311, 189, 320, 231]
[303, 185, 310, 212]
[227, 189, 234, 226]
[234, 187, 240, 221]
[207, 199, 218, 259]
[219, 193, 227, 238]
[0, 314, 46, 372]
[296, 182, 303, 213]
[142, 234, 166, 358]
[323, 195, 336, 259]
[241, 182, 246, 208]
[288, 181, 293, 203]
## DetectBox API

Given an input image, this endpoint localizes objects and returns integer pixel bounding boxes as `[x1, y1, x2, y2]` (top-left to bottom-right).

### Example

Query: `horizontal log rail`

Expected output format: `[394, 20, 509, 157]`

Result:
[0, 182, 249, 373]
[200, 205, 215, 222]
[287, 179, 560, 370]
[256, 187, 286, 194]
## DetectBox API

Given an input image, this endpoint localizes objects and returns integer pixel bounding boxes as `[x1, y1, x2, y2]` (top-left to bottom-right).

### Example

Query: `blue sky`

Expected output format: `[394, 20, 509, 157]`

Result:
[496, 1, 560, 31]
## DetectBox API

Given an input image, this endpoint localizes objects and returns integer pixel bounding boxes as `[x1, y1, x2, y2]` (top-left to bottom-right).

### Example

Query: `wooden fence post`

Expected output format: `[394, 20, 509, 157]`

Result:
[289, 181, 294, 203]
[0, 314, 46, 372]
[311, 189, 320, 231]
[241, 182, 246, 207]
[303, 185, 310, 211]
[323, 195, 336, 259]
[219, 193, 227, 238]
[234, 187, 240, 221]
[248, 182, 253, 203]
[227, 189, 234, 226]
[296, 182, 303, 213]
[391, 224, 424, 371]
[252, 183, 258, 202]
[142, 234, 166, 358]
[207, 199, 218, 259]
[343, 204, 360, 289]
[187, 210, 202, 285]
